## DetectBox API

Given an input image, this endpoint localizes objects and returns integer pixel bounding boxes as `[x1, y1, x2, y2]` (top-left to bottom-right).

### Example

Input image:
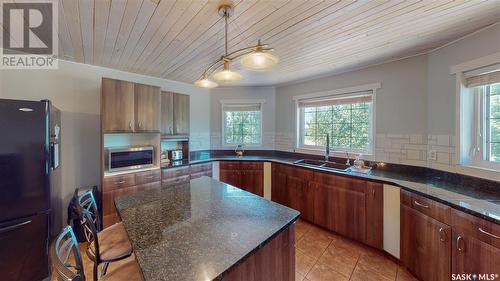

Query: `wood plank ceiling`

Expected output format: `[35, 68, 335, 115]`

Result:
[55, 0, 500, 86]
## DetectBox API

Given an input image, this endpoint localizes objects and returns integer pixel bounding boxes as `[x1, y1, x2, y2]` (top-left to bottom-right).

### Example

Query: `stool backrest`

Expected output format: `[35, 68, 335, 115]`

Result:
[78, 190, 101, 232]
[50, 226, 85, 281]
[81, 208, 102, 263]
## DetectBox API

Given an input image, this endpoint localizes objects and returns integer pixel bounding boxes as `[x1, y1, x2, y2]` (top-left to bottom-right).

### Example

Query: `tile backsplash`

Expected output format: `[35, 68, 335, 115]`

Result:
[274, 132, 456, 172]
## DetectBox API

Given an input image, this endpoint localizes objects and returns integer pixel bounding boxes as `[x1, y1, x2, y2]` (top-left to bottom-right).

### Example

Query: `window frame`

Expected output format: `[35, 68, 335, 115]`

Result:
[293, 83, 380, 156]
[453, 54, 500, 179]
[221, 100, 264, 148]
[470, 84, 500, 170]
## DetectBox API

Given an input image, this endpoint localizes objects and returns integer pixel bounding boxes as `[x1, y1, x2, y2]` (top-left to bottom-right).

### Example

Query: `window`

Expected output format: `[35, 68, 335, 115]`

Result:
[462, 68, 500, 170]
[297, 91, 374, 153]
[222, 103, 262, 146]
[485, 83, 500, 162]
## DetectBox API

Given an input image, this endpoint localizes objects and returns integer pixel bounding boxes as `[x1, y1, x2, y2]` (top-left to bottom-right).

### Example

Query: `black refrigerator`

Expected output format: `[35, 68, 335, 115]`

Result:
[0, 99, 61, 281]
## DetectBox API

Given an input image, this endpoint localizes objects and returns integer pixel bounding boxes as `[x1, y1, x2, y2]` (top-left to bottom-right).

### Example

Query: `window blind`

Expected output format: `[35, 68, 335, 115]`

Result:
[466, 69, 500, 88]
[297, 90, 373, 108]
[222, 103, 261, 112]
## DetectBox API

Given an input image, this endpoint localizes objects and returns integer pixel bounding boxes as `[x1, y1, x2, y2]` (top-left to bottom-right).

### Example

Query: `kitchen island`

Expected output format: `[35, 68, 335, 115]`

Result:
[114, 176, 300, 281]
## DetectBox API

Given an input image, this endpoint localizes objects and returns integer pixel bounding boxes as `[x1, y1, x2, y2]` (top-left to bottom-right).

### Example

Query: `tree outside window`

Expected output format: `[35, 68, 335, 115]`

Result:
[223, 105, 262, 145]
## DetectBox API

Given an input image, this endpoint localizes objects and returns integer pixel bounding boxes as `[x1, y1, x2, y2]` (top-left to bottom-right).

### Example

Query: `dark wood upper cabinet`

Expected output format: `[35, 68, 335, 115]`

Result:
[160, 91, 174, 135]
[173, 93, 190, 135]
[451, 209, 500, 276]
[135, 83, 161, 132]
[101, 78, 135, 132]
[161, 92, 190, 136]
[101, 78, 161, 133]
[401, 203, 451, 281]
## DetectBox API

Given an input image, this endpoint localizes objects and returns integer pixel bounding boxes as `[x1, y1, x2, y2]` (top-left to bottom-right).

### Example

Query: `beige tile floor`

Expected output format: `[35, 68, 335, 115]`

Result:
[295, 219, 420, 281]
[52, 221, 419, 281]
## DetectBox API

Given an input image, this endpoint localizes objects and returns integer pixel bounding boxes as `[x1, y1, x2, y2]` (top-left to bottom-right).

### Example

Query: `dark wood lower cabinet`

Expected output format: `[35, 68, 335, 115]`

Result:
[452, 231, 500, 277]
[401, 203, 451, 281]
[219, 161, 264, 196]
[223, 223, 295, 281]
[451, 209, 500, 276]
[241, 170, 264, 196]
[102, 181, 161, 227]
[271, 163, 382, 249]
[365, 181, 383, 249]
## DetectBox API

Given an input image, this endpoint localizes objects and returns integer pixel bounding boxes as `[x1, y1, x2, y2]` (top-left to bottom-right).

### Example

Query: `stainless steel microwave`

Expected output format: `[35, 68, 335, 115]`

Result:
[106, 146, 154, 172]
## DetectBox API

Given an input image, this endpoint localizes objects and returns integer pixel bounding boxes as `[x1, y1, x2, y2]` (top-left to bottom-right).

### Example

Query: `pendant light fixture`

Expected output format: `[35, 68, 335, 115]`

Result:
[213, 59, 242, 82]
[240, 40, 279, 70]
[194, 1, 279, 88]
[194, 73, 218, 88]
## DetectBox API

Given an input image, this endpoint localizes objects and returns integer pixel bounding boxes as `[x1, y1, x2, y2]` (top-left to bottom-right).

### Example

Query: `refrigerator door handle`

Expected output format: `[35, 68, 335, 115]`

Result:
[0, 220, 32, 234]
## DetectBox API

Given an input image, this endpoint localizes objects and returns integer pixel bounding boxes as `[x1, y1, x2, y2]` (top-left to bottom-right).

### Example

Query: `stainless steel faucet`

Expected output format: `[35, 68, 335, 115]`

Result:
[345, 151, 350, 166]
[325, 134, 330, 161]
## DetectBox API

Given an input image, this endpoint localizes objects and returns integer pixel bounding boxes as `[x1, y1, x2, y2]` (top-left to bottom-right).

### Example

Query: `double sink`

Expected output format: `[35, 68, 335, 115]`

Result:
[293, 159, 351, 172]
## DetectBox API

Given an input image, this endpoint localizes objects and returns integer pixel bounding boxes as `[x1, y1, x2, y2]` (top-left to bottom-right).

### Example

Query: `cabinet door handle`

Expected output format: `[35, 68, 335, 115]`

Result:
[372, 188, 375, 198]
[0, 220, 32, 234]
[456, 236, 465, 252]
[129, 121, 132, 129]
[438, 227, 447, 242]
[413, 200, 429, 209]
[478, 227, 500, 240]
[138, 121, 142, 128]
[115, 180, 126, 185]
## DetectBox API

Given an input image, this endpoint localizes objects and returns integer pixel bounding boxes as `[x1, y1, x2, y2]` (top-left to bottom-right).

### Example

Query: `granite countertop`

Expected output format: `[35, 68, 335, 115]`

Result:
[162, 152, 500, 224]
[114, 177, 300, 281]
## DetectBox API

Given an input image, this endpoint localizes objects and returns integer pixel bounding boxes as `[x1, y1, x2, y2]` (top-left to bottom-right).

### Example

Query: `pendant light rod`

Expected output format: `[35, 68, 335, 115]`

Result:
[225, 10, 228, 56]
[194, 1, 279, 87]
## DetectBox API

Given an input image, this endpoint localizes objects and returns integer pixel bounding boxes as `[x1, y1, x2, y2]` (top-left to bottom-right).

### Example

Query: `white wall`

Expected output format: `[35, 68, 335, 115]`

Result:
[273, 23, 500, 179]
[427, 23, 500, 136]
[275, 55, 429, 166]
[0, 60, 210, 227]
[209, 86, 276, 150]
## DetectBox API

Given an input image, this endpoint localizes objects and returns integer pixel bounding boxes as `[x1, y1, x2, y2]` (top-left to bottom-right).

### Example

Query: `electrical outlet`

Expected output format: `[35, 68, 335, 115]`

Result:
[428, 150, 437, 161]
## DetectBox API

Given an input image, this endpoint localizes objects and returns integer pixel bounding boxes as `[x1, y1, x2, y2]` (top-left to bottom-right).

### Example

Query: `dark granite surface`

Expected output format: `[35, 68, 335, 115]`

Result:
[169, 150, 500, 224]
[114, 177, 300, 281]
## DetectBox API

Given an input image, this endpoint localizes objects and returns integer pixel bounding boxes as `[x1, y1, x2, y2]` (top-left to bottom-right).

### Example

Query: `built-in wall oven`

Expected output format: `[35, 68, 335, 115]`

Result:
[106, 146, 154, 172]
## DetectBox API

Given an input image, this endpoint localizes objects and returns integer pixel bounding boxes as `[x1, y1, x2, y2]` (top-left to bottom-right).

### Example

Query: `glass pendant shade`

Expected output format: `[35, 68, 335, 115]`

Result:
[213, 61, 242, 82]
[194, 75, 218, 88]
[240, 49, 279, 70]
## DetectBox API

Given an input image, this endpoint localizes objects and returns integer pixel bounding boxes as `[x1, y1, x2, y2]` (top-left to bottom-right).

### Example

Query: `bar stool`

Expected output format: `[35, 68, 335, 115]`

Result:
[50, 225, 143, 281]
[76, 191, 132, 280]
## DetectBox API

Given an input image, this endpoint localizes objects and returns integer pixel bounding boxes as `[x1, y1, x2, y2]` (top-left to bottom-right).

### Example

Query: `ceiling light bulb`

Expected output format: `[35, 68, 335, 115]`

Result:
[241, 48, 279, 70]
[213, 61, 242, 82]
[194, 76, 218, 88]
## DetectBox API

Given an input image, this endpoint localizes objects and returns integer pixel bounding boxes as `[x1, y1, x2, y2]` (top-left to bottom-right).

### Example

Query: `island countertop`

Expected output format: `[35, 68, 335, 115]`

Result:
[114, 176, 300, 281]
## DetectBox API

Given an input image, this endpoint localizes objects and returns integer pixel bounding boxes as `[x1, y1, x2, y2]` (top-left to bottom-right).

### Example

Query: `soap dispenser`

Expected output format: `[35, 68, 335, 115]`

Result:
[353, 154, 363, 169]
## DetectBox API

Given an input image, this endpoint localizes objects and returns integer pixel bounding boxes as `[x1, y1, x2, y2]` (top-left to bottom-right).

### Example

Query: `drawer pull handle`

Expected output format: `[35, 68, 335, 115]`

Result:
[478, 227, 500, 240]
[457, 236, 465, 252]
[413, 200, 429, 209]
[438, 227, 447, 242]
[115, 180, 126, 184]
